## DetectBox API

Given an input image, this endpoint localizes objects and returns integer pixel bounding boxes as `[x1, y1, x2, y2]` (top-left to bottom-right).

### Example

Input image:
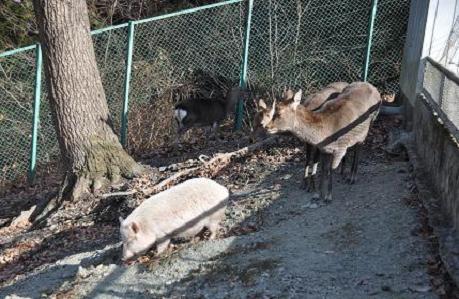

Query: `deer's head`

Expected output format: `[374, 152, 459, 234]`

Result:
[254, 90, 303, 135]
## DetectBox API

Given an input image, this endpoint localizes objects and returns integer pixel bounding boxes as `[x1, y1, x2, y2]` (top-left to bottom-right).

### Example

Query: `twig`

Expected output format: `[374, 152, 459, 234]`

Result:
[101, 190, 137, 199]
[142, 136, 279, 197]
[142, 166, 200, 196]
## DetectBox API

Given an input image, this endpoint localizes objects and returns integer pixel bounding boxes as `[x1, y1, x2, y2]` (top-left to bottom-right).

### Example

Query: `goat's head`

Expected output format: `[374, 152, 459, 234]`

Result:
[255, 90, 302, 135]
[174, 107, 189, 134]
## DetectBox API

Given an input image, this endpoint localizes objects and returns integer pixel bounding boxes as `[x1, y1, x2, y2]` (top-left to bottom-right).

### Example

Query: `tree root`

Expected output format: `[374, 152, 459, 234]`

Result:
[29, 173, 74, 226]
[16, 137, 278, 229]
[28, 155, 144, 226]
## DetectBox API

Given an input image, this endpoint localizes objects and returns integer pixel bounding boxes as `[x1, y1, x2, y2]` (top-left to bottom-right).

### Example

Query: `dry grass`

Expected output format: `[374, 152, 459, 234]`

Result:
[126, 69, 237, 156]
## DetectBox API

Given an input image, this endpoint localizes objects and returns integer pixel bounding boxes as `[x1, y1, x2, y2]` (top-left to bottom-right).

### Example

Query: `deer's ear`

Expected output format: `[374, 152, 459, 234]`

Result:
[291, 90, 302, 110]
[258, 99, 267, 110]
[269, 99, 276, 121]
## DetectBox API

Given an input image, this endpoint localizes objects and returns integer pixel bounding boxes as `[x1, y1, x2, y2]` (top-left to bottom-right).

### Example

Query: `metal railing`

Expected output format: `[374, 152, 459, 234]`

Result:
[0, 0, 411, 185]
[422, 57, 459, 136]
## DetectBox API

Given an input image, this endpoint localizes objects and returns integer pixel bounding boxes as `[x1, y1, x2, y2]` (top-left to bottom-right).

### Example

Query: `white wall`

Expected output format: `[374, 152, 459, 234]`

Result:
[399, 0, 430, 103]
[400, 0, 459, 104]
[423, 0, 459, 66]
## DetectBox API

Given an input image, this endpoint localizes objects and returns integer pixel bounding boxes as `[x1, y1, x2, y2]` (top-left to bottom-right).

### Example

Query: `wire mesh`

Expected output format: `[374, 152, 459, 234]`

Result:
[34, 26, 130, 174]
[248, 0, 411, 96]
[93, 27, 129, 133]
[423, 58, 459, 130]
[0, 0, 412, 186]
[127, 2, 245, 153]
[368, 0, 411, 95]
[248, 0, 371, 94]
[0, 49, 35, 182]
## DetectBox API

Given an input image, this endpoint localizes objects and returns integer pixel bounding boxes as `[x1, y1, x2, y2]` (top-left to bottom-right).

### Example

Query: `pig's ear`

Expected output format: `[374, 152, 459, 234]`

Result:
[131, 221, 140, 234]
[118, 217, 124, 224]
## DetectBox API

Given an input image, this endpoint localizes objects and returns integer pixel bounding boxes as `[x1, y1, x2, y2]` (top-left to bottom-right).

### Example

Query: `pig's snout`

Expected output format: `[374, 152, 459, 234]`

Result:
[121, 246, 135, 262]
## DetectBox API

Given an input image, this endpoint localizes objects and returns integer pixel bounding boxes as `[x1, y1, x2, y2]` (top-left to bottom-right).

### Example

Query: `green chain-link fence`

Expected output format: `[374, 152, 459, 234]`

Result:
[0, 47, 36, 182]
[0, 0, 410, 186]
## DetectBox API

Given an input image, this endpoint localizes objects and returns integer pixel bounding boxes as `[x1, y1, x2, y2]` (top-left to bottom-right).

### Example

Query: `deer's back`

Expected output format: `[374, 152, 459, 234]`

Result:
[318, 82, 380, 130]
[304, 82, 349, 111]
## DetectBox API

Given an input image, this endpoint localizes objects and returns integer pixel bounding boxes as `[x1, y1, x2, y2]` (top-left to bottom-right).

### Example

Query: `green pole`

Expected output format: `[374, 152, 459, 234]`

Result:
[120, 21, 135, 147]
[235, 0, 254, 130]
[28, 43, 42, 183]
[363, 0, 378, 82]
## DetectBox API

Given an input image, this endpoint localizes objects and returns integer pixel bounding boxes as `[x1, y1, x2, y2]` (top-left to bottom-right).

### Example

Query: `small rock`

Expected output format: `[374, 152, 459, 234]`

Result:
[77, 266, 91, 279]
[282, 174, 292, 180]
[311, 193, 320, 200]
[158, 166, 167, 172]
[308, 203, 319, 209]
[381, 285, 392, 292]
[409, 285, 432, 293]
[11, 205, 36, 228]
[5, 295, 30, 299]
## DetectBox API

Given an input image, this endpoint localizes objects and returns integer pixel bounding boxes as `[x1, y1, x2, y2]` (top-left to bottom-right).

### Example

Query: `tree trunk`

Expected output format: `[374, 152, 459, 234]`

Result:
[33, 0, 142, 200]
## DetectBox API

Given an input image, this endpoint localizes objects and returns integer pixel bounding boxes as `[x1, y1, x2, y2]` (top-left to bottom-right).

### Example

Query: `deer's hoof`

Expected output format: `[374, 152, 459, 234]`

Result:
[345, 177, 356, 185]
[311, 193, 320, 201]
[301, 180, 309, 191]
[324, 194, 333, 203]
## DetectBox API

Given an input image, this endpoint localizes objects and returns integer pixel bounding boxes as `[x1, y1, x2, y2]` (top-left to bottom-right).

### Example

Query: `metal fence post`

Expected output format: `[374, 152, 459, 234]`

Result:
[362, 0, 378, 82]
[28, 43, 42, 183]
[120, 21, 135, 147]
[235, 0, 254, 130]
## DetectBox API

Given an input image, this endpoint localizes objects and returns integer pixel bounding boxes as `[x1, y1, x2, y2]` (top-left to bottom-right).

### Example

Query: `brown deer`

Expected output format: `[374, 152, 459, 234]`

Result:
[303, 82, 349, 111]
[254, 82, 350, 192]
[259, 82, 381, 201]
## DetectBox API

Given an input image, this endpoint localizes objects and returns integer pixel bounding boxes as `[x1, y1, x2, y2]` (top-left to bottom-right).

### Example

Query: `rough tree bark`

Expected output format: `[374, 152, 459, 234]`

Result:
[33, 0, 142, 201]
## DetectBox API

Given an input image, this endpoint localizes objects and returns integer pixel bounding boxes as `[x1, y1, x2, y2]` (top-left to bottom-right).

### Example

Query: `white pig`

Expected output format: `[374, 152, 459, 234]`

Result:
[119, 177, 229, 261]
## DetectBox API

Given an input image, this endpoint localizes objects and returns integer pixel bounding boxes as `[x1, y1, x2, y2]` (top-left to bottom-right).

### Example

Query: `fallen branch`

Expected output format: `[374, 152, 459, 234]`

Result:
[142, 136, 279, 197]
[101, 190, 137, 199]
[95, 137, 278, 199]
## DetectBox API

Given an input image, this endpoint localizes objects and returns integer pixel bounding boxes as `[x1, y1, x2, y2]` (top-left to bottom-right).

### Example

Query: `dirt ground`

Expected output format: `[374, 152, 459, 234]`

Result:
[0, 116, 455, 298]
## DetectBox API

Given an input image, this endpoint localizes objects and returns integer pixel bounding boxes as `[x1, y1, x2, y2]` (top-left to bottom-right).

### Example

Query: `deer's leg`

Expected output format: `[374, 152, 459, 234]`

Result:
[320, 153, 332, 202]
[340, 153, 346, 176]
[174, 135, 182, 148]
[325, 153, 333, 202]
[212, 122, 219, 139]
[308, 147, 321, 193]
[302, 144, 312, 190]
[348, 144, 361, 184]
